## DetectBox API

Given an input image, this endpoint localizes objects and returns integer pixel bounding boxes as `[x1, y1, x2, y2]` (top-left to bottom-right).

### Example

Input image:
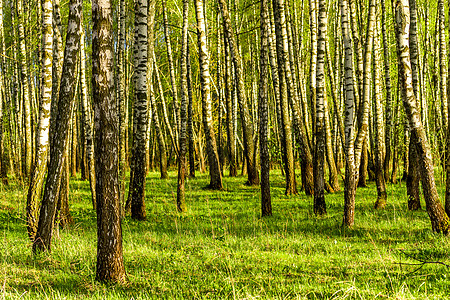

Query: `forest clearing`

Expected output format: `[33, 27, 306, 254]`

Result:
[1, 171, 450, 299]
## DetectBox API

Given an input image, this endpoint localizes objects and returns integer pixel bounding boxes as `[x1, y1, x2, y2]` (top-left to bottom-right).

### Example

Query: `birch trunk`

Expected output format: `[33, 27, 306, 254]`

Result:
[33, 0, 82, 253]
[26, 0, 53, 240]
[177, 0, 189, 212]
[395, 0, 449, 233]
[219, 0, 259, 186]
[128, 0, 149, 220]
[272, 0, 298, 195]
[162, 0, 180, 150]
[373, 22, 387, 209]
[313, 0, 327, 215]
[195, 0, 223, 190]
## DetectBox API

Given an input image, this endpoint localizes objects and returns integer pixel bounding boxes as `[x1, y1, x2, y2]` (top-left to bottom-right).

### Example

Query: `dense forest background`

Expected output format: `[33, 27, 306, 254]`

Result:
[1, 0, 450, 297]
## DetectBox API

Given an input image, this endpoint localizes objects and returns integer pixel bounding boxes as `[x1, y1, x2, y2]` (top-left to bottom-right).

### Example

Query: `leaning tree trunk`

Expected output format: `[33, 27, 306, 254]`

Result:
[33, 0, 82, 253]
[218, 0, 259, 186]
[395, 0, 449, 234]
[260, 0, 272, 217]
[195, 0, 223, 190]
[92, 0, 126, 282]
[128, 0, 149, 220]
[177, 0, 189, 212]
[26, 0, 53, 240]
[313, 0, 327, 215]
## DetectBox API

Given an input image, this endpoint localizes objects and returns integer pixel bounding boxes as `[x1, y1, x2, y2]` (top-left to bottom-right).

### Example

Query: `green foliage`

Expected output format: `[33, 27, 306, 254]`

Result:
[1, 173, 450, 299]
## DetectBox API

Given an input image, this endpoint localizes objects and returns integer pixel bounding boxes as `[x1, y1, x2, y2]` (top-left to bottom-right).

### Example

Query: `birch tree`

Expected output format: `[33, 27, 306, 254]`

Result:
[177, 0, 189, 212]
[33, 0, 82, 253]
[395, 0, 449, 233]
[26, 0, 53, 240]
[128, 0, 149, 220]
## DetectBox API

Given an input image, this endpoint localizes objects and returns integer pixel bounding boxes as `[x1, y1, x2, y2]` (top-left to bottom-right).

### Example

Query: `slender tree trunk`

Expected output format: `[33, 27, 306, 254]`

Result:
[118, 0, 127, 209]
[80, 24, 96, 210]
[128, 0, 149, 220]
[381, 0, 393, 182]
[314, 0, 327, 215]
[162, 0, 180, 150]
[373, 22, 387, 209]
[219, 0, 259, 186]
[341, 0, 375, 227]
[195, 0, 223, 190]
[272, 0, 314, 195]
[272, 0, 298, 196]
[17, 0, 32, 178]
[187, 43, 196, 178]
[177, 0, 189, 212]
[26, 0, 53, 240]
[309, 0, 318, 135]
[33, 0, 82, 253]
[0, 0, 7, 185]
[224, 37, 237, 177]
[260, 0, 272, 217]
[92, 0, 126, 282]
[407, 0, 421, 210]
[395, 0, 449, 233]
[438, 0, 448, 131]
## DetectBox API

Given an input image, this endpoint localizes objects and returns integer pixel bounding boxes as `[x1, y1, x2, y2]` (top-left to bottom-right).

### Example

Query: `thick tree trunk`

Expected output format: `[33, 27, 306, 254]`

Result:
[195, 0, 223, 190]
[92, 0, 126, 282]
[33, 0, 82, 253]
[395, 0, 449, 233]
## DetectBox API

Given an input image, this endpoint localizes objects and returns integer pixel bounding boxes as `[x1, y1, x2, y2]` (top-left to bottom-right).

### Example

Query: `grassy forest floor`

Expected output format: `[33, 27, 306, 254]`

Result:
[1, 170, 450, 299]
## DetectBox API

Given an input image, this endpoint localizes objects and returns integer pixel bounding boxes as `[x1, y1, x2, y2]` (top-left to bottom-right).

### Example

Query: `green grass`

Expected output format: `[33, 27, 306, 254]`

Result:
[1, 170, 450, 299]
